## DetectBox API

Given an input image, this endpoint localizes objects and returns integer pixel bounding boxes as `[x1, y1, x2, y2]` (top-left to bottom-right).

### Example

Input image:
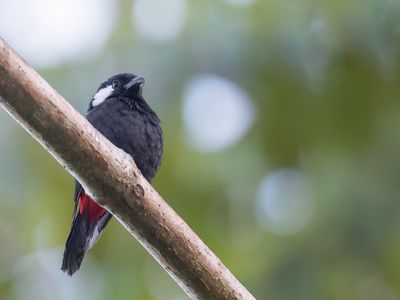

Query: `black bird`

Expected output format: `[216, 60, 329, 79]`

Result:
[61, 73, 163, 276]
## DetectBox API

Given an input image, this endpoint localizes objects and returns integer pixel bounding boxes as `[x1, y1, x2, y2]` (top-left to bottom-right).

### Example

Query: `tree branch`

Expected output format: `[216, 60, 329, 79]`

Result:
[0, 37, 255, 300]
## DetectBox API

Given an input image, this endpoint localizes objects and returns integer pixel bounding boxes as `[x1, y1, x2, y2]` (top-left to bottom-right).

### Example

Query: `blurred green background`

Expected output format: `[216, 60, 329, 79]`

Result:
[1, 0, 400, 299]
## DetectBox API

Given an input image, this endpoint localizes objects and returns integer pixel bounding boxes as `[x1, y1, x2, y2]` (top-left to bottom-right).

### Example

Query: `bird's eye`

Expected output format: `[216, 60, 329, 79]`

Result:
[112, 80, 120, 89]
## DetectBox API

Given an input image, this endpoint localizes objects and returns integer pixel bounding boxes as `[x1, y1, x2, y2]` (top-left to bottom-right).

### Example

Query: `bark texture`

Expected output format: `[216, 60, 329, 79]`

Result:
[0, 37, 255, 300]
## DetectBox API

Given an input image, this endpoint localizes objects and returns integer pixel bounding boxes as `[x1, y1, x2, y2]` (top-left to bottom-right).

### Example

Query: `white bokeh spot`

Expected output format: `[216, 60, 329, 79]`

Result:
[132, 0, 187, 42]
[12, 248, 104, 300]
[224, 0, 256, 7]
[256, 169, 314, 235]
[0, 0, 117, 68]
[182, 74, 255, 152]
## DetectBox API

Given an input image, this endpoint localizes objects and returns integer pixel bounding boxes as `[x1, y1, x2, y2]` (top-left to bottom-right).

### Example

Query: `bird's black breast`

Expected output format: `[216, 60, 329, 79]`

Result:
[86, 97, 163, 182]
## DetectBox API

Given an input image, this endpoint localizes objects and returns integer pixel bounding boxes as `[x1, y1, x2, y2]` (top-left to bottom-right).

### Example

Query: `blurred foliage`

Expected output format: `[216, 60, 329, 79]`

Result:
[1, 0, 400, 299]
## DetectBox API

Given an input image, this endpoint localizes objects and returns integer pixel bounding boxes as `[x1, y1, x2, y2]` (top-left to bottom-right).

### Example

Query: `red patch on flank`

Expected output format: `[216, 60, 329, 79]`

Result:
[78, 190, 106, 222]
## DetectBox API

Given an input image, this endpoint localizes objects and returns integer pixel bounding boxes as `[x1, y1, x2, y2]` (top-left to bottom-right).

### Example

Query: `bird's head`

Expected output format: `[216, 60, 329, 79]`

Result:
[89, 73, 145, 110]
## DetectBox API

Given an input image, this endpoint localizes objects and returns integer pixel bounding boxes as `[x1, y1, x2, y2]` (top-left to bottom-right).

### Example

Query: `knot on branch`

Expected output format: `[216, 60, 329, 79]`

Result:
[134, 184, 145, 198]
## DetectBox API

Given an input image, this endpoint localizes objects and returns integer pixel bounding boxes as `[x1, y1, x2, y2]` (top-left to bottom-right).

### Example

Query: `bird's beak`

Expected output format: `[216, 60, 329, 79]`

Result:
[125, 76, 145, 90]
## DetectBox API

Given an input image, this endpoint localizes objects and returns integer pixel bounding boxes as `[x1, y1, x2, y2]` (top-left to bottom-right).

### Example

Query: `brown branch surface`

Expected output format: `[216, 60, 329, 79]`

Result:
[0, 37, 256, 300]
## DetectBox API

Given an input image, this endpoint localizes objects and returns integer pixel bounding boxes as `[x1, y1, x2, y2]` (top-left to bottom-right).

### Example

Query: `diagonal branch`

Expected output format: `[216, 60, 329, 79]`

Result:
[0, 37, 255, 300]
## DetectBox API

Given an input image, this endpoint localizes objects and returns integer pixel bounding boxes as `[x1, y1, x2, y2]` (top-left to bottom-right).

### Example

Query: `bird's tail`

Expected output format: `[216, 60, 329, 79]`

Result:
[62, 192, 111, 276]
[62, 211, 92, 275]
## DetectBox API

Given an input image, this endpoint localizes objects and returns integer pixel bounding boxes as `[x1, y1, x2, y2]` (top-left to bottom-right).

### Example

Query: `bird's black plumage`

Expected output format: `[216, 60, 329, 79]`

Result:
[62, 73, 163, 275]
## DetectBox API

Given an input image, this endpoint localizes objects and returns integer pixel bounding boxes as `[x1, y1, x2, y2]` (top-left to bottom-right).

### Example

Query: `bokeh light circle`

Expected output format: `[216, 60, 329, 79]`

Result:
[256, 169, 314, 235]
[0, 0, 117, 68]
[224, 0, 256, 7]
[182, 74, 255, 152]
[132, 0, 187, 42]
[12, 249, 104, 300]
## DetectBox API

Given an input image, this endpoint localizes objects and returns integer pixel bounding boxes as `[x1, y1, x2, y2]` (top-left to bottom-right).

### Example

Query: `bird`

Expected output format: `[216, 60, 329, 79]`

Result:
[61, 73, 163, 276]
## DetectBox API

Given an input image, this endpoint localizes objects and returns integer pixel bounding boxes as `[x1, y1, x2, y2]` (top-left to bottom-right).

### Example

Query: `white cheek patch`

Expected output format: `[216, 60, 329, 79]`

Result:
[92, 85, 114, 107]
